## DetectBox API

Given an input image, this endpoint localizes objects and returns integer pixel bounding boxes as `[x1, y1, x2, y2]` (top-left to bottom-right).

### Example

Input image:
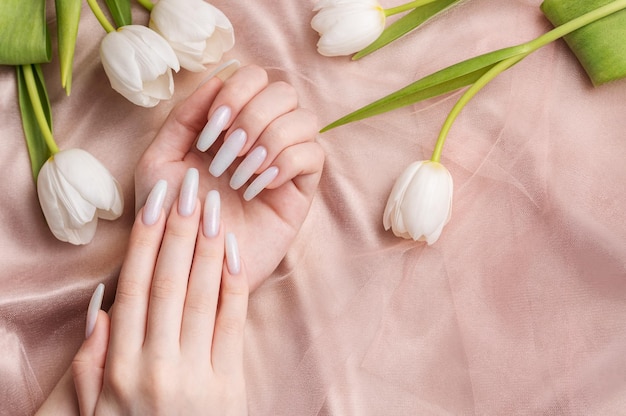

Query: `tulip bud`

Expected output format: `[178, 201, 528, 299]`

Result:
[383, 160, 453, 245]
[149, 0, 235, 72]
[311, 0, 386, 57]
[100, 25, 180, 107]
[37, 149, 124, 245]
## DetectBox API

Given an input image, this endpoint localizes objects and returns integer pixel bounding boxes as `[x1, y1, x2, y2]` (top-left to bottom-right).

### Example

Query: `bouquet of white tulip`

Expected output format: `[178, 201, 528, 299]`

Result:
[314, 0, 626, 244]
[1, 0, 236, 244]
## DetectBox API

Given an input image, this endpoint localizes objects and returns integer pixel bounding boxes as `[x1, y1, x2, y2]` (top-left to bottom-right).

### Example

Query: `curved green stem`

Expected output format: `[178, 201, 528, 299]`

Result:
[22, 65, 59, 155]
[385, 0, 438, 17]
[430, 0, 626, 162]
[136, 0, 154, 12]
[86, 0, 116, 33]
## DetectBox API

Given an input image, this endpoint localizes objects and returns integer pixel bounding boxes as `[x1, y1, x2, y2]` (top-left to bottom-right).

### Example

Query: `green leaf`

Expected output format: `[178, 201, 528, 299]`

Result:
[541, 0, 626, 86]
[16, 65, 53, 180]
[56, 0, 82, 95]
[105, 0, 133, 27]
[322, 45, 528, 132]
[354, 0, 462, 60]
[0, 0, 51, 65]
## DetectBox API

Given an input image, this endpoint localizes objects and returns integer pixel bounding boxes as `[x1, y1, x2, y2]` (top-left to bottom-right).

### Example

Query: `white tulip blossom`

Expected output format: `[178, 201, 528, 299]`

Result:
[100, 25, 180, 107]
[383, 160, 453, 245]
[37, 149, 124, 245]
[311, 0, 386, 57]
[149, 0, 235, 72]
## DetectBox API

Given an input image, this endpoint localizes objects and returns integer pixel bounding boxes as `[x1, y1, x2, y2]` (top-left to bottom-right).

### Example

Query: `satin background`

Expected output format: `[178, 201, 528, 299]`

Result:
[1, 0, 625, 414]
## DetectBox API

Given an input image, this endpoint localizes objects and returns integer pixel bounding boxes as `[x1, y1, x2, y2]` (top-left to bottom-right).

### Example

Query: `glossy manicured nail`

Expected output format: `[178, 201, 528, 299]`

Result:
[203, 190, 221, 238]
[209, 128, 247, 177]
[230, 146, 267, 190]
[225, 232, 241, 275]
[243, 166, 279, 201]
[197, 105, 231, 152]
[197, 59, 241, 88]
[142, 180, 167, 226]
[178, 168, 199, 217]
[85, 283, 104, 339]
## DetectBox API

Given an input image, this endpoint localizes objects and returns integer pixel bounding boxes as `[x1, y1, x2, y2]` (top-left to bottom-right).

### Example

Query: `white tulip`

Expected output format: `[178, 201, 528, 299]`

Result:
[383, 160, 453, 245]
[149, 0, 235, 72]
[37, 149, 124, 245]
[100, 25, 180, 107]
[311, 0, 386, 57]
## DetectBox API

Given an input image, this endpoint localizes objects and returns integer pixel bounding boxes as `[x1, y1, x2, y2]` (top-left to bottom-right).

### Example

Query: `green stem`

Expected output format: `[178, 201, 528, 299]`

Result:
[430, 0, 626, 162]
[86, 0, 116, 33]
[22, 65, 59, 155]
[136, 0, 154, 12]
[385, 0, 438, 17]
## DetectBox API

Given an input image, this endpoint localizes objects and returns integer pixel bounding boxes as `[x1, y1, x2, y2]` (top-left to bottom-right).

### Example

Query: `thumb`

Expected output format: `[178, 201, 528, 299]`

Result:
[143, 76, 223, 165]
[72, 285, 111, 416]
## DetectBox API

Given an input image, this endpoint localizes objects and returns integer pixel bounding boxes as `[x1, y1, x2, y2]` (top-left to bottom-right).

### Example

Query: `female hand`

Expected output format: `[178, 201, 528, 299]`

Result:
[71, 170, 248, 415]
[134, 63, 324, 291]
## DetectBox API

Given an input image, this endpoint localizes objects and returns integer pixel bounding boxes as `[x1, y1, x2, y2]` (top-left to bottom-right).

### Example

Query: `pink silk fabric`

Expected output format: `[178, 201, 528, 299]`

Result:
[1, 0, 625, 414]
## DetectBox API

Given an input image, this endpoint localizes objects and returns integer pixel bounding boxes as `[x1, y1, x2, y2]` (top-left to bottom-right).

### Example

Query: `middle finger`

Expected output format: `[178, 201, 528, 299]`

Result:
[144, 168, 200, 349]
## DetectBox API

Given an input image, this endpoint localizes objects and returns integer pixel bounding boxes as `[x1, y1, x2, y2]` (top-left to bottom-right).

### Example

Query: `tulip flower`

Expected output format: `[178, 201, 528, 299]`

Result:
[383, 160, 452, 245]
[37, 149, 124, 245]
[100, 24, 180, 107]
[311, 0, 386, 57]
[148, 0, 235, 72]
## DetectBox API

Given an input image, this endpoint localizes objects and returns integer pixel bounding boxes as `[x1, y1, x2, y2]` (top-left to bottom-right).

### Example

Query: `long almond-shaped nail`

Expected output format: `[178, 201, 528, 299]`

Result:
[203, 190, 221, 238]
[230, 146, 267, 190]
[85, 283, 104, 339]
[197, 105, 231, 152]
[225, 232, 241, 275]
[209, 128, 247, 177]
[178, 168, 199, 217]
[142, 180, 167, 226]
[243, 166, 279, 201]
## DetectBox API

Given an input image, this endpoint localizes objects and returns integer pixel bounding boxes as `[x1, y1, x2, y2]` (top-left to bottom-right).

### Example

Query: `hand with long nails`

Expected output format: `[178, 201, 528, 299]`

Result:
[76, 177, 248, 415]
[37, 176, 249, 415]
[135, 62, 324, 291]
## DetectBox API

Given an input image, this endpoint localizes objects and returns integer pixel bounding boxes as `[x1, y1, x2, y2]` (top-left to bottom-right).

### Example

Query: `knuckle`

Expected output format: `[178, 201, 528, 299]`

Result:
[185, 292, 215, 316]
[243, 106, 269, 128]
[114, 278, 145, 306]
[272, 81, 298, 102]
[217, 315, 245, 336]
[150, 276, 178, 301]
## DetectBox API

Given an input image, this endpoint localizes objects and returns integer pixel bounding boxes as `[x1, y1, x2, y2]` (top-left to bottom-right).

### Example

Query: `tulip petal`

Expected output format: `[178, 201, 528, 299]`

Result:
[53, 149, 124, 217]
[97, 178, 124, 220]
[382, 161, 423, 230]
[149, 0, 234, 71]
[101, 31, 144, 92]
[312, 3, 385, 56]
[402, 162, 452, 242]
[37, 161, 98, 245]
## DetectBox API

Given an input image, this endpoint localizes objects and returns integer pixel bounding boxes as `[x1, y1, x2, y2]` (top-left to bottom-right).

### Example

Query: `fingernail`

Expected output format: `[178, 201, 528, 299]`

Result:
[85, 283, 104, 339]
[197, 105, 231, 152]
[230, 146, 267, 190]
[203, 190, 221, 238]
[243, 166, 279, 201]
[225, 232, 241, 275]
[178, 168, 199, 217]
[142, 180, 167, 226]
[209, 128, 247, 177]
[197, 59, 241, 88]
